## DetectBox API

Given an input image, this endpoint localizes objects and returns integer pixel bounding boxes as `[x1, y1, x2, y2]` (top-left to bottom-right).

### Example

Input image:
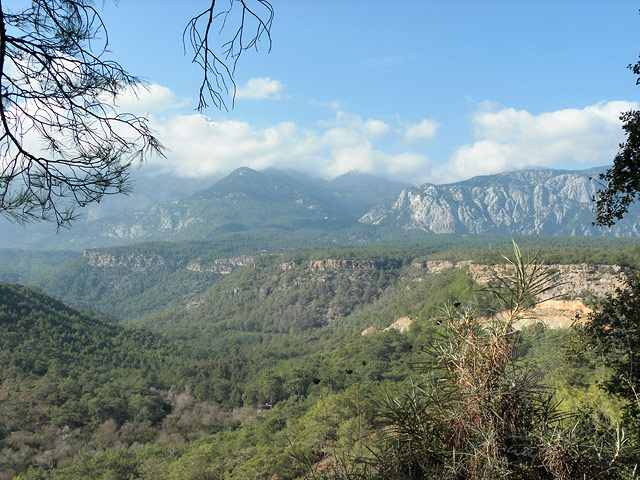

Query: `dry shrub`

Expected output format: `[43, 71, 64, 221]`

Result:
[312, 242, 627, 480]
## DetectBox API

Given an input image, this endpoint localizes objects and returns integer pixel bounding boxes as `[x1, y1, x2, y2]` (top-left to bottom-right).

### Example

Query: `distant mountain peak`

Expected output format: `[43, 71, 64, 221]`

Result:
[229, 166, 260, 176]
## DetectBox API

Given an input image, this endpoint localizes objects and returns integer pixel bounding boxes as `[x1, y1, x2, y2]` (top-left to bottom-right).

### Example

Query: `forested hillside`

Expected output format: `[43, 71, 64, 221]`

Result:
[2, 0, 639, 477]
[0, 250, 80, 284]
[2, 243, 639, 478]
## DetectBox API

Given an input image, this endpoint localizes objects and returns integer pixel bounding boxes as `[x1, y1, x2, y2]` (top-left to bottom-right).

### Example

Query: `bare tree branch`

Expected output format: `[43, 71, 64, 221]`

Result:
[0, 1, 273, 226]
[0, 0, 165, 226]
[184, 0, 273, 111]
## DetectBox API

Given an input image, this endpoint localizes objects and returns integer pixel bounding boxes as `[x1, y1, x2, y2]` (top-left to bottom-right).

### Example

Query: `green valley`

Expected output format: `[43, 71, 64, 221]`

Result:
[2, 239, 640, 478]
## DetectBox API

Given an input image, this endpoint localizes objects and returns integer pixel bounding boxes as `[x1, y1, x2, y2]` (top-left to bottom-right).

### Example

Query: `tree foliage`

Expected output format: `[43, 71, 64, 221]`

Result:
[185, 0, 273, 111]
[577, 273, 640, 440]
[0, 0, 164, 225]
[594, 52, 640, 226]
[311, 244, 632, 480]
[594, 109, 640, 226]
[0, 0, 272, 226]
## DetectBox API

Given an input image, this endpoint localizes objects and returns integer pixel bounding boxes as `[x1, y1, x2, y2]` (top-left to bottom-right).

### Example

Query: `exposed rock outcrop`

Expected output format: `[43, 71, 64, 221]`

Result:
[361, 326, 376, 336]
[360, 167, 640, 236]
[308, 259, 377, 271]
[514, 299, 593, 329]
[479, 299, 593, 330]
[412, 260, 627, 300]
[383, 316, 413, 333]
[412, 259, 629, 330]
[84, 251, 166, 270]
[186, 256, 253, 274]
[362, 316, 413, 335]
[468, 263, 626, 300]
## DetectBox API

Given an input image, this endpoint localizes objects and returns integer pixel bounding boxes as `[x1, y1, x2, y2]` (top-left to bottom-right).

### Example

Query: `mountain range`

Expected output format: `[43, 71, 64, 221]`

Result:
[359, 166, 640, 236]
[0, 167, 408, 249]
[1, 165, 638, 250]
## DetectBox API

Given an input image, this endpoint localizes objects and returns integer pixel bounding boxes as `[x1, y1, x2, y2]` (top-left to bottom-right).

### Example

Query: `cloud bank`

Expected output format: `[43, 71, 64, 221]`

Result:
[404, 119, 438, 143]
[435, 100, 635, 183]
[114, 83, 633, 185]
[147, 113, 432, 181]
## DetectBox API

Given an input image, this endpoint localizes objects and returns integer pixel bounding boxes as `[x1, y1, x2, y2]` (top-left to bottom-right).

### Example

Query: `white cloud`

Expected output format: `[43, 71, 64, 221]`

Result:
[404, 119, 438, 143]
[89, 83, 436, 182]
[320, 111, 390, 138]
[235, 77, 285, 99]
[364, 119, 390, 137]
[436, 100, 636, 183]
[116, 83, 187, 113]
[2, 83, 174, 171]
[145, 111, 431, 182]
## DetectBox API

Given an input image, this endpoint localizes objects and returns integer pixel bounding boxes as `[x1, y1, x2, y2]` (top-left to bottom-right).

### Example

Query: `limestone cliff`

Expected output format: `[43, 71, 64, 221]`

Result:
[411, 260, 627, 300]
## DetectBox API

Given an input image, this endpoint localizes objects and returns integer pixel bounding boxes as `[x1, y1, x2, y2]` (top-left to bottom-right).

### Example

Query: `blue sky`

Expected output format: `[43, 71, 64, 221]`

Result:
[93, 1, 640, 185]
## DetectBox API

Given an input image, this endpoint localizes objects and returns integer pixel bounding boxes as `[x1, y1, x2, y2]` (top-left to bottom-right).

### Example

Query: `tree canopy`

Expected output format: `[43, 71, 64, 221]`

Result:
[594, 56, 640, 227]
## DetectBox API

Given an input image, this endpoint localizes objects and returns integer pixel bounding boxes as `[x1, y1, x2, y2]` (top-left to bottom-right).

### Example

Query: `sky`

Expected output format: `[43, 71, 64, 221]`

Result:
[77, 1, 640, 185]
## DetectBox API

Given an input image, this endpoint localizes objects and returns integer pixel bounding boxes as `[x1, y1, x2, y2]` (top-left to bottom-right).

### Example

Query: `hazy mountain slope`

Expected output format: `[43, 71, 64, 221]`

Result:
[0, 249, 80, 283]
[5, 165, 634, 251]
[0, 171, 214, 249]
[325, 171, 411, 216]
[360, 167, 640, 236]
[14, 167, 407, 249]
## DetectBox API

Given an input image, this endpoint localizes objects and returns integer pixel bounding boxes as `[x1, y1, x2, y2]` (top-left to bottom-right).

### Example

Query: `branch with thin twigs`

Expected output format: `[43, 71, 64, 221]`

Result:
[184, 0, 273, 111]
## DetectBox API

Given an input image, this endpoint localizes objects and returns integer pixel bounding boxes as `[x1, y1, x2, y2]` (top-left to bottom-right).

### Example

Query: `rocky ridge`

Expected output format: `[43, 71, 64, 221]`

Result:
[84, 250, 253, 276]
[360, 167, 640, 236]
[279, 259, 383, 272]
[412, 260, 627, 300]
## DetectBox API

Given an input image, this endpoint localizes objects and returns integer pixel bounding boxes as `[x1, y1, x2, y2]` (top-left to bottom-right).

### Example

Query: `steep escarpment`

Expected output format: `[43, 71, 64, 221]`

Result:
[410, 260, 627, 299]
[84, 250, 167, 270]
[391, 259, 629, 331]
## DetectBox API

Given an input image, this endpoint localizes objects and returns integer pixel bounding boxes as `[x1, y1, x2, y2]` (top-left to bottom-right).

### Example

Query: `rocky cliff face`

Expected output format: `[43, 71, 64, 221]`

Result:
[419, 259, 628, 329]
[360, 167, 640, 236]
[186, 256, 254, 274]
[279, 259, 383, 272]
[84, 251, 166, 270]
[308, 259, 378, 271]
[384, 260, 629, 332]
[411, 260, 627, 300]
[467, 263, 626, 300]
[84, 251, 253, 275]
